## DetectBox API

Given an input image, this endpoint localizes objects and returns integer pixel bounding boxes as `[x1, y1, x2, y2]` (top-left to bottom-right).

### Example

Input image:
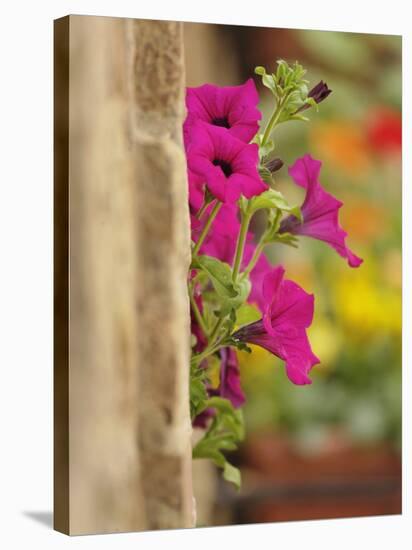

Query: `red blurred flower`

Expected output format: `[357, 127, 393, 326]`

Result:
[366, 107, 402, 155]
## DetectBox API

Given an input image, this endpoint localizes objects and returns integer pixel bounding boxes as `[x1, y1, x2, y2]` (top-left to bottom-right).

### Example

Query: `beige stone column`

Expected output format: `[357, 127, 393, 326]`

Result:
[54, 15, 193, 535]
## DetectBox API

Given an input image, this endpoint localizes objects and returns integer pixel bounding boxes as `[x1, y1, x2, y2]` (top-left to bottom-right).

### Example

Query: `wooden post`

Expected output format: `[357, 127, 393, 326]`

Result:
[54, 15, 193, 535]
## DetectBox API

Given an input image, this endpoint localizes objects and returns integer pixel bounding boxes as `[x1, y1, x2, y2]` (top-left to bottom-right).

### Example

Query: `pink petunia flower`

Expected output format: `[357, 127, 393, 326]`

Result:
[247, 250, 272, 312]
[217, 347, 245, 408]
[234, 266, 320, 385]
[187, 123, 267, 203]
[188, 170, 206, 212]
[280, 154, 363, 268]
[184, 79, 261, 145]
[191, 201, 241, 257]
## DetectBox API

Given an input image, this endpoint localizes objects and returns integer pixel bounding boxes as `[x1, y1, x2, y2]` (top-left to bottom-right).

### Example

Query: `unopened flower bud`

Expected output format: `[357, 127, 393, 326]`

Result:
[295, 80, 332, 113]
[265, 158, 284, 173]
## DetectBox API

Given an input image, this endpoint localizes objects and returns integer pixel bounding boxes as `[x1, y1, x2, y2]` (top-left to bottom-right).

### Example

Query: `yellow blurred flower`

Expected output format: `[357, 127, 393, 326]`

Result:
[238, 345, 275, 385]
[334, 261, 401, 336]
[382, 249, 402, 289]
[207, 355, 221, 389]
[308, 317, 342, 373]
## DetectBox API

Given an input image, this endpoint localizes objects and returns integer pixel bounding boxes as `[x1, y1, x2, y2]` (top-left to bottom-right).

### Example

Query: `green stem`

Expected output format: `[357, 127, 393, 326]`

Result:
[243, 240, 266, 277]
[261, 97, 286, 147]
[209, 316, 224, 343]
[192, 200, 222, 257]
[196, 200, 209, 220]
[232, 208, 252, 282]
[189, 287, 208, 338]
[243, 209, 283, 276]
[191, 341, 225, 367]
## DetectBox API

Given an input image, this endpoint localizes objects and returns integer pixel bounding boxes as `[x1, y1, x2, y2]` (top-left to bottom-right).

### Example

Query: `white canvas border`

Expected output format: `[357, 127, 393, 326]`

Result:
[0, 1, 409, 548]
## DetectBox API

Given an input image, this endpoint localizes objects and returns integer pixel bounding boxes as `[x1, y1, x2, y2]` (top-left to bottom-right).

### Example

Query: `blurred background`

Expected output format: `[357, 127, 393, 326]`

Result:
[185, 23, 402, 526]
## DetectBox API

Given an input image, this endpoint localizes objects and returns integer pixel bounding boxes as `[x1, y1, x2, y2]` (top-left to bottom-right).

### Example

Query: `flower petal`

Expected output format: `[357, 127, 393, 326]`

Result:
[218, 348, 245, 408]
[234, 267, 319, 386]
[185, 79, 261, 144]
[282, 154, 363, 268]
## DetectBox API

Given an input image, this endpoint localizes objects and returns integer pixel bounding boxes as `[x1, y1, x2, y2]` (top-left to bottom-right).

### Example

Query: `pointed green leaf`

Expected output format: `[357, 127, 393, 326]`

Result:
[254, 66, 266, 76]
[259, 166, 274, 185]
[219, 275, 251, 316]
[223, 462, 242, 490]
[249, 189, 300, 216]
[192, 255, 238, 298]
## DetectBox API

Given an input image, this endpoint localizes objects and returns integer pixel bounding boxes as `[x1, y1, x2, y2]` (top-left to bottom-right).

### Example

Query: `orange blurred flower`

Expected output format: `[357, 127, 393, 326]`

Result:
[340, 200, 387, 242]
[310, 120, 371, 177]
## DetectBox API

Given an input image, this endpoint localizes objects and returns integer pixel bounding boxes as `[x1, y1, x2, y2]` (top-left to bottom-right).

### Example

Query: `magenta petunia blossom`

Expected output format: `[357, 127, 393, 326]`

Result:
[187, 123, 267, 203]
[192, 202, 241, 258]
[280, 154, 363, 268]
[234, 266, 320, 385]
[188, 169, 206, 212]
[184, 79, 261, 145]
[192, 404, 214, 429]
[247, 250, 272, 312]
[217, 347, 246, 408]
[199, 222, 242, 263]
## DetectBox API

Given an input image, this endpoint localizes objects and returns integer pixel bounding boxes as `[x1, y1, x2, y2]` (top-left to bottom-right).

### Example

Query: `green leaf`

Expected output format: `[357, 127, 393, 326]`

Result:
[259, 166, 274, 185]
[190, 377, 207, 404]
[289, 114, 310, 122]
[192, 255, 238, 299]
[216, 311, 235, 336]
[192, 396, 245, 488]
[218, 275, 251, 317]
[223, 462, 241, 490]
[205, 397, 245, 440]
[284, 89, 305, 111]
[270, 232, 300, 248]
[192, 444, 242, 490]
[254, 65, 280, 98]
[262, 74, 277, 95]
[190, 370, 209, 419]
[276, 59, 287, 82]
[192, 255, 251, 317]
[259, 138, 275, 159]
[254, 134, 275, 159]
[249, 189, 300, 217]
[254, 66, 266, 76]
[206, 396, 235, 414]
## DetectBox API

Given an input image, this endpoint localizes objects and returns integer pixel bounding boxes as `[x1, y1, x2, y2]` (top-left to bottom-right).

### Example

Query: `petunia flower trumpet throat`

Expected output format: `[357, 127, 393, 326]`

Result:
[184, 79, 261, 145]
[187, 122, 267, 203]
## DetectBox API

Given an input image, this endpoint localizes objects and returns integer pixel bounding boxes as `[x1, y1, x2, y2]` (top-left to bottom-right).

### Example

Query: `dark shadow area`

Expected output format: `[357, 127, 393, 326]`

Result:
[23, 511, 53, 529]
